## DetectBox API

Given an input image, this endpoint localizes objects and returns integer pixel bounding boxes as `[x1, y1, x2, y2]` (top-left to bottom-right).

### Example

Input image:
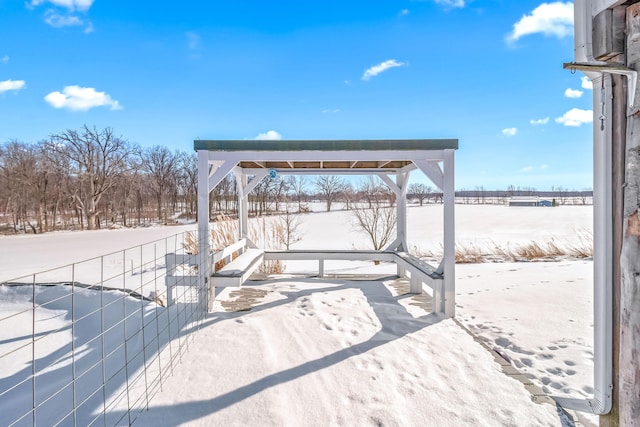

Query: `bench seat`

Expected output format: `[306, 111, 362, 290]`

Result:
[211, 248, 265, 287]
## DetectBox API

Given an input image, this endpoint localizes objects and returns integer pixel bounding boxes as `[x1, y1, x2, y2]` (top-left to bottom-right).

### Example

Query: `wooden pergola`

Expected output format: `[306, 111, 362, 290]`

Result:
[195, 139, 458, 317]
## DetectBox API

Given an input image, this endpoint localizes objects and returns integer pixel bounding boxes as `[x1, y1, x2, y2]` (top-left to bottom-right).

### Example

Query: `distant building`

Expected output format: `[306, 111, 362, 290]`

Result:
[508, 196, 554, 207]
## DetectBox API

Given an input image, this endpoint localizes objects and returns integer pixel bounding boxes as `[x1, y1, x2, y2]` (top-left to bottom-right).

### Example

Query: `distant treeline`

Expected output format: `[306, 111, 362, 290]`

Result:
[454, 188, 593, 203]
[0, 125, 593, 235]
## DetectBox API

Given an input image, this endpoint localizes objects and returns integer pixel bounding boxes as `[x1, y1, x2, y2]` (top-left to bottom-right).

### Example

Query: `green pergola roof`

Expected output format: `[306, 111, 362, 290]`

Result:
[194, 139, 458, 152]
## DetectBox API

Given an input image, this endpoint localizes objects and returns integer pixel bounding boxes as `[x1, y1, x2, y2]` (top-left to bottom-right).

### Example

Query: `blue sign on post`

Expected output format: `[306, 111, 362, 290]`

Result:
[269, 169, 278, 179]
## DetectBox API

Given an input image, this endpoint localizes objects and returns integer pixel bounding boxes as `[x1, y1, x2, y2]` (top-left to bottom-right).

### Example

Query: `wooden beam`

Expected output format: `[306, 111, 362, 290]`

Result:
[208, 160, 237, 190]
[414, 159, 444, 191]
[619, 5, 640, 425]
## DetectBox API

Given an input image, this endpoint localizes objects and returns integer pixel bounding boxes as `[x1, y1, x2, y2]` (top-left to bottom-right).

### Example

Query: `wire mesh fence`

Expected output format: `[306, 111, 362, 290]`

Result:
[0, 231, 207, 427]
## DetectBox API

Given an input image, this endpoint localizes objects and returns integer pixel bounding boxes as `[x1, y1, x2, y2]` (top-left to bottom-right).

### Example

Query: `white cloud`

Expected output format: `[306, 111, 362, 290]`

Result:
[540, 164, 549, 170]
[1, 55, 9, 64]
[434, 0, 465, 8]
[507, 2, 573, 42]
[45, 12, 84, 28]
[31, 0, 94, 32]
[44, 86, 122, 111]
[555, 108, 593, 127]
[83, 21, 94, 33]
[186, 32, 200, 50]
[520, 166, 534, 173]
[255, 130, 282, 140]
[564, 88, 583, 99]
[30, 0, 94, 12]
[530, 117, 549, 125]
[321, 109, 341, 114]
[400, 9, 410, 15]
[362, 59, 406, 81]
[581, 76, 593, 90]
[0, 80, 26, 93]
[502, 127, 518, 137]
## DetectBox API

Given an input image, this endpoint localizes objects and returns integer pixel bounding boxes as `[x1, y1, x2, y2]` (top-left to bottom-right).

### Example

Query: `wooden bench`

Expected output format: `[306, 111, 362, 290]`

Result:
[166, 244, 444, 314]
[211, 247, 264, 288]
[394, 252, 444, 313]
[165, 238, 264, 305]
[263, 249, 445, 314]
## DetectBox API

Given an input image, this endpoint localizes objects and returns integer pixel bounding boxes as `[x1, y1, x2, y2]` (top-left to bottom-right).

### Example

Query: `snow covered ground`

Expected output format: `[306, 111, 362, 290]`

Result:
[0, 205, 596, 425]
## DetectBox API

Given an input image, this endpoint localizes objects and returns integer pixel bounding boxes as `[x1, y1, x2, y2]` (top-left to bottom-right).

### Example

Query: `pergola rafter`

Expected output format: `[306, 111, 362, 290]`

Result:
[195, 139, 458, 317]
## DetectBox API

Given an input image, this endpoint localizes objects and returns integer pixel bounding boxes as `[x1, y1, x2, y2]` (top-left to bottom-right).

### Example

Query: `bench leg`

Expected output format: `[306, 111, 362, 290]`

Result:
[432, 284, 442, 314]
[319, 259, 324, 278]
[410, 275, 422, 294]
[397, 264, 406, 278]
[167, 285, 173, 306]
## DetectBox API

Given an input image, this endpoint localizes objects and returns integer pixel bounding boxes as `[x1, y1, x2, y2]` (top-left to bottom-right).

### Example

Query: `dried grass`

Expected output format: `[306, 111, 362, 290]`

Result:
[412, 232, 593, 264]
[567, 230, 594, 259]
[182, 218, 288, 274]
[250, 218, 286, 274]
[455, 243, 487, 264]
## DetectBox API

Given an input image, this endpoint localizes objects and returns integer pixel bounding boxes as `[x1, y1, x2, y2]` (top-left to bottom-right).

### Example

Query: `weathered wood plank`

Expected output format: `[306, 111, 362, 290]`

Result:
[619, 4, 640, 424]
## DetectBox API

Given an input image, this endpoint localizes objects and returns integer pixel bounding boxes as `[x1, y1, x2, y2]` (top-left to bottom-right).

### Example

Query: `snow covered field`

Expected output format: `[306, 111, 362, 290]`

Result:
[0, 204, 596, 425]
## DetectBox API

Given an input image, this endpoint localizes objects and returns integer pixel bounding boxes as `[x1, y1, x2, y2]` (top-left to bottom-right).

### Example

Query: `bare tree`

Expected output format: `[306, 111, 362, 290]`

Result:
[408, 183, 432, 206]
[342, 182, 355, 210]
[555, 185, 568, 205]
[351, 178, 397, 250]
[177, 152, 198, 218]
[315, 175, 344, 212]
[272, 177, 290, 212]
[580, 188, 592, 205]
[251, 177, 278, 215]
[287, 175, 308, 212]
[45, 126, 134, 230]
[141, 145, 179, 222]
[0, 140, 37, 232]
[475, 185, 486, 204]
[276, 203, 303, 250]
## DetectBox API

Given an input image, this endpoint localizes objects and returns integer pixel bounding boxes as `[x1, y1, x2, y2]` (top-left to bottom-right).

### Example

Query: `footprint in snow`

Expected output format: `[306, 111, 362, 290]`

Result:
[520, 358, 533, 367]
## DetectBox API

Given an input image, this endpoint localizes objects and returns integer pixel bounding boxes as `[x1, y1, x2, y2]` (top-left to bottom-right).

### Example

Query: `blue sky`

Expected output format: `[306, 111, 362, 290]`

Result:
[0, 1, 593, 191]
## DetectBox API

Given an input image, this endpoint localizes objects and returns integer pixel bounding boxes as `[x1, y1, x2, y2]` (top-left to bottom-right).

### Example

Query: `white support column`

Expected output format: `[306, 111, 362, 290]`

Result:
[396, 171, 409, 277]
[442, 149, 456, 318]
[197, 150, 211, 311]
[239, 173, 249, 243]
[396, 170, 409, 251]
[234, 168, 270, 243]
[378, 172, 409, 254]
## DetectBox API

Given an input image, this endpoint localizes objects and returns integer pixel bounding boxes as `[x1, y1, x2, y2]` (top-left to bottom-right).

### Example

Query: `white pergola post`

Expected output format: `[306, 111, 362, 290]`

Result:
[396, 170, 409, 251]
[235, 169, 269, 248]
[378, 172, 409, 255]
[197, 150, 211, 311]
[412, 155, 455, 317]
[442, 149, 456, 318]
[234, 169, 249, 244]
